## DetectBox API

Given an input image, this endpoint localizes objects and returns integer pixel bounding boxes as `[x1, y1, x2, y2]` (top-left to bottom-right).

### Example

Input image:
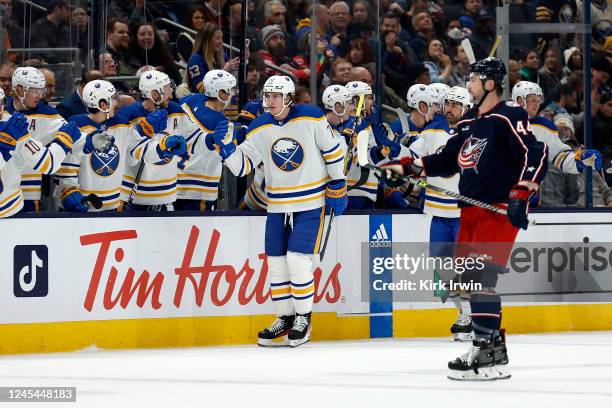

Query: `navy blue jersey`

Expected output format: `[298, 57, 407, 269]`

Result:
[421, 101, 548, 205]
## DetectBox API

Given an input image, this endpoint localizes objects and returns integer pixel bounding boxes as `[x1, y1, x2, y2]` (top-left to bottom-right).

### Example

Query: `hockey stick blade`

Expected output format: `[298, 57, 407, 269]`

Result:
[82, 193, 103, 209]
[461, 38, 476, 64]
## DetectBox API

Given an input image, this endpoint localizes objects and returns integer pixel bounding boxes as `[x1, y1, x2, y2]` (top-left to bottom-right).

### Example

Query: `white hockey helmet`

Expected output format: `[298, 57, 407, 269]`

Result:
[202, 69, 237, 105]
[428, 83, 451, 110]
[322, 85, 353, 116]
[139, 70, 172, 104]
[406, 83, 437, 109]
[82, 80, 117, 114]
[262, 75, 295, 100]
[12, 67, 46, 93]
[345, 81, 373, 98]
[511, 81, 543, 105]
[445, 86, 473, 109]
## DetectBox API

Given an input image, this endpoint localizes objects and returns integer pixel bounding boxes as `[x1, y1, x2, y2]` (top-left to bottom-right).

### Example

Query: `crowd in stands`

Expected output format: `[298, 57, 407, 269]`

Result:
[0, 0, 611, 211]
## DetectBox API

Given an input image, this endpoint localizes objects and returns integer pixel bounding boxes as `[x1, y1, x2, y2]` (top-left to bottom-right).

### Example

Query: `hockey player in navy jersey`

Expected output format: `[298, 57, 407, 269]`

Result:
[511, 81, 602, 175]
[6, 67, 68, 212]
[213, 75, 347, 347]
[381, 58, 548, 380]
[177, 70, 243, 211]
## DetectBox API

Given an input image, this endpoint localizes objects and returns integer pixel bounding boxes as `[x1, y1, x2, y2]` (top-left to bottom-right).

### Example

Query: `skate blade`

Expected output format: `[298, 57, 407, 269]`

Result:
[447, 365, 511, 381]
[257, 336, 290, 348]
[289, 327, 311, 348]
[453, 332, 474, 342]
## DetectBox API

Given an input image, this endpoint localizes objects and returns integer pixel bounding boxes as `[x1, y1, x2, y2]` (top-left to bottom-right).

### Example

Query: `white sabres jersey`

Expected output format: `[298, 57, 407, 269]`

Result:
[5, 98, 65, 201]
[0, 111, 67, 217]
[224, 105, 345, 213]
[408, 114, 460, 218]
[347, 125, 379, 203]
[117, 101, 203, 205]
[241, 164, 268, 211]
[56, 115, 168, 211]
[530, 116, 578, 174]
[179, 95, 225, 201]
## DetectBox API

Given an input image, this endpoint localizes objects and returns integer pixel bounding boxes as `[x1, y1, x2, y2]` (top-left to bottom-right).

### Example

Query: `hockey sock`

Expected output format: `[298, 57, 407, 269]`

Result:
[287, 251, 315, 315]
[460, 293, 471, 316]
[470, 291, 501, 339]
[450, 293, 462, 312]
[268, 255, 295, 316]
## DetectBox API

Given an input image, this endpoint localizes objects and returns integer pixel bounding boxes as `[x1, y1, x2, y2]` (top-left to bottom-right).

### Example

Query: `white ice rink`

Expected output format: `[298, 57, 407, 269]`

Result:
[1, 331, 611, 408]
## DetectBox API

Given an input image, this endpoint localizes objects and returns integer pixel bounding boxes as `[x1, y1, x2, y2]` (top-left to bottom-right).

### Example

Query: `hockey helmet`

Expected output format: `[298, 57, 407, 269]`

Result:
[445, 86, 473, 109]
[202, 69, 237, 105]
[82, 80, 117, 113]
[469, 57, 507, 86]
[511, 81, 543, 105]
[322, 85, 353, 116]
[139, 70, 172, 104]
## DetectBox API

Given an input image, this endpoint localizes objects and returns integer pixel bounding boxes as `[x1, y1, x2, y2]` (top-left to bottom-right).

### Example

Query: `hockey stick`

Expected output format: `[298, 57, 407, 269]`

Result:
[488, 35, 501, 58]
[461, 38, 476, 65]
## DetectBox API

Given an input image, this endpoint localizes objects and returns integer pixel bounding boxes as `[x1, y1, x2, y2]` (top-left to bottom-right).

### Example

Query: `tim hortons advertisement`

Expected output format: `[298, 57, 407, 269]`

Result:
[0, 215, 369, 324]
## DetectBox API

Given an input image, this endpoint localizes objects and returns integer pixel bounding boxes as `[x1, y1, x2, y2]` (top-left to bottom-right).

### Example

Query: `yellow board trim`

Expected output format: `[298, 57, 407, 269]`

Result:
[0, 313, 369, 354]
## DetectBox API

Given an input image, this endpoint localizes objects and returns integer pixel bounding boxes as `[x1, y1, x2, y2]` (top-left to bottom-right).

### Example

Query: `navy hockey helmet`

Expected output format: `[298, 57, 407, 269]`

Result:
[469, 57, 507, 86]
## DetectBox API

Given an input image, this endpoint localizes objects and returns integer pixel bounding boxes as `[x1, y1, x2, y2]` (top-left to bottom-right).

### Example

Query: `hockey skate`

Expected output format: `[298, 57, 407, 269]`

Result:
[257, 315, 294, 347]
[450, 313, 474, 342]
[494, 329, 509, 366]
[447, 337, 511, 381]
[288, 312, 311, 347]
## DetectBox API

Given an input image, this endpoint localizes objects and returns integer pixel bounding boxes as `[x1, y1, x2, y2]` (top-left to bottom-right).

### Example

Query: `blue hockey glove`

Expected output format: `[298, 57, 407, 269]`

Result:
[576, 149, 602, 172]
[61, 186, 88, 212]
[212, 120, 236, 159]
[136, 109, 168, 137]
[372, 122, 400, 158]
[0, 112, 29, 159]
[238, 99, 263, 125]
[157, 134, 187, 159]
[508, 183, 536, 230]
[55, 122, 82, 153]
[325, 179, 348, 216]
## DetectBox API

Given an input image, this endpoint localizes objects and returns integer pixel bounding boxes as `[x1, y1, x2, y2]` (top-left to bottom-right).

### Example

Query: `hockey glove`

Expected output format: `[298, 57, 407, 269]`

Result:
[157, 135, 187, 159]
[54, 122, 82, 153]
[0, 113, 29, 160]
[212, 120, 237, 159]
[136, 109, 168, 137]
[372, 122, 401, 159]
[507, 183, 536, 230]
[325, 179, 348, 216]
[83, 129, 113, 154]
[61, 186, 88, 212]
[237, 99, 262, 125]
[576, 149, 602, 172]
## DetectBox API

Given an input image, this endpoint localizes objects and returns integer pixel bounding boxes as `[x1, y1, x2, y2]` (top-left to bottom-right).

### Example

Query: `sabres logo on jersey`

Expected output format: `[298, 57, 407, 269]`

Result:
[271, 138, 304, 172]
[90, 143, 120, 177]
[458, 136, 487, 173]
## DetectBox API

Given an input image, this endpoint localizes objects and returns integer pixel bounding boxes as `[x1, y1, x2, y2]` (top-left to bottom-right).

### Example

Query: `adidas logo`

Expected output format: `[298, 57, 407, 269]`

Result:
[370, 223, 392, 248]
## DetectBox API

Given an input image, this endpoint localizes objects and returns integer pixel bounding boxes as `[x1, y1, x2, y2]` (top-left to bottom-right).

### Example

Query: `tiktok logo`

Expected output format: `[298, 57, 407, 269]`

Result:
[13, 245, 48, 297]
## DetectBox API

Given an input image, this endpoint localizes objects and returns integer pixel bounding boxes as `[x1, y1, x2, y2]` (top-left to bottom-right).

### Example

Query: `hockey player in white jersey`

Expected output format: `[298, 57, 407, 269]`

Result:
[177, 70, 242, 211]
[118, 70, 201, 211]
[0, 88, 84, 217]
[389, 84, 431, 144]
[511, 81, 602, 175]
[6, 67, 67, 212]
[56, 80, 187, 212]
[213, 75, 347, 347]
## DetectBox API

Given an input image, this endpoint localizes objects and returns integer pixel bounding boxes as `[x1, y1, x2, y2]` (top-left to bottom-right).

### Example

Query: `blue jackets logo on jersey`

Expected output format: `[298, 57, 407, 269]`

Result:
[458, 137, 488, 173]
[271, 138, 304, 171]
[90, 142, 120, 177]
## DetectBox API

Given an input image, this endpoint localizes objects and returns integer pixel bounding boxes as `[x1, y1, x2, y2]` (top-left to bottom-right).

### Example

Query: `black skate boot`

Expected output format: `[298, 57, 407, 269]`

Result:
[257, 315, 294, 347]
[493, 328, 509, 365]
[288, 312, 311, 347]
[447, 337, 511, 381]
[450, 313, 474, 342]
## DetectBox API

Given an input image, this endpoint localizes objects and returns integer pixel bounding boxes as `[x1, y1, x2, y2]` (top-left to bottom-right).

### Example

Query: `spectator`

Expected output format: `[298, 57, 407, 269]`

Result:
[202, 0, 225, 25]
[0, 62, 16, 97]
[186, 4, 206, 31]
[467, 9, 495, 61]
[575, 167, 612, 207]
[40, 69, 56, 103]
[295, 4, 330, 45]
[329, 58, 352, 85]
[70, 4, 89, 63]
[187, 23, 239, 93]
[258, 24, 310, 84]
[520, 49, 541, 83]
[98, 52, 129, 92]
[28, 0, 71, 63]
[105, 18, 134, 77]
[458, 0, 484, 31]
[293, 33, 335, 86]
[260, 0, 297, 56]
[0, 0, 24, 63]
[346, 37, 374, 67]
[539, 166, 579, 207]
[380, 12, 418, 63]
[592, 55, 611, 98]
[128, 22, 182, 85]
[328, 1, 352, 57]
[56, 70, 105, 120]
[508, 59, 521, 88]
[294, 86, 311, 104]
[593, 92, 612, 152]
[538, 48, 562, 101]
[176, 5, 206, 63]
[347, 0, 375, 40]
[350, 65, 372, 86]
[424, 38, 452, 84]
[409, 11, 435, 60]
[223, 1, 257, 54]
[562, 47, 582, 82]
[448, 43, 471, 87]
[286, 0, 308, 33]
[356, 64, 409, 124]
[543, 83, 578, 117]
[245, 55, 263, 100]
